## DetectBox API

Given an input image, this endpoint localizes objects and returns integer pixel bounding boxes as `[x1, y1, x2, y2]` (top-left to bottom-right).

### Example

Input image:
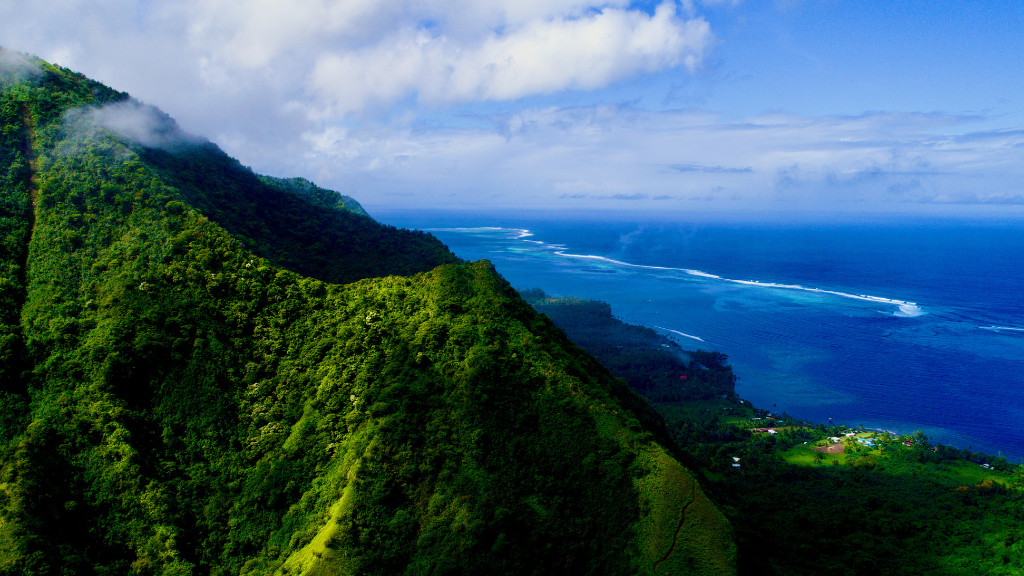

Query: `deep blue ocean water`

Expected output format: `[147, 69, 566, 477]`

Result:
[376, 209, 1024, 460]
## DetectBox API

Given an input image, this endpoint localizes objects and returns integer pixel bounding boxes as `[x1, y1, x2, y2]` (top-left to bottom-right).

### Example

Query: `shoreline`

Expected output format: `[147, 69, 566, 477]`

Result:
[421, 221, 1024, 466]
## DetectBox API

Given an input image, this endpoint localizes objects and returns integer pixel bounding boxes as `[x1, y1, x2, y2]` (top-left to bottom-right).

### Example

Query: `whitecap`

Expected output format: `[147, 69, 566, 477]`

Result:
[894, 304, 925, 317]
[684, 269, 722, 280]
[980, 326, 1024, 334]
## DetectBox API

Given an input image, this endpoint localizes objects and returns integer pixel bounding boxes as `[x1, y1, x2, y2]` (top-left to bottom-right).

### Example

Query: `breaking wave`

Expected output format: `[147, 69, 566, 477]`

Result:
[654, 326, 705, 342]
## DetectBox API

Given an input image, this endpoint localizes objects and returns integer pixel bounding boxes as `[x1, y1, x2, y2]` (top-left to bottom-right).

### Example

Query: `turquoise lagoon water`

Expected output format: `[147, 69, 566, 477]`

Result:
[377, 210, 1024, 460]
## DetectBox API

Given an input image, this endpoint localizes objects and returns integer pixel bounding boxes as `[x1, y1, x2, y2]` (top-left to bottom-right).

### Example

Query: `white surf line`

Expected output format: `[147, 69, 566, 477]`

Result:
[424, 226, 506, 232]
[431, 227, 924, 315]
[980, 326, 1024, 333]
[655, 326, 705, 342]
[550, 250, 922, 313]
[717, 278, 920, 308]
[553, 251, 677, 271]
[426, 227, 546, 244]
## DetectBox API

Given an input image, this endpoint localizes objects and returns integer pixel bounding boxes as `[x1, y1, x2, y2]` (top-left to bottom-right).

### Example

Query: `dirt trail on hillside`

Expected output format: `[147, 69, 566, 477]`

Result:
[653, 482, 699, 574]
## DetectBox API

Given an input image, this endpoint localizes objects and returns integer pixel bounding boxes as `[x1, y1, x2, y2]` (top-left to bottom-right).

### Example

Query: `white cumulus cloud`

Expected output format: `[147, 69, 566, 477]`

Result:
[308, 3, 710, 114]
[0, 0, 713, 151]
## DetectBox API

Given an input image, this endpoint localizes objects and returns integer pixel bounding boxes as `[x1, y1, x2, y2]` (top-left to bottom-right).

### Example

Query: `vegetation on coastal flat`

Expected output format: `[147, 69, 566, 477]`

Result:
[519, 290, 1024, 576]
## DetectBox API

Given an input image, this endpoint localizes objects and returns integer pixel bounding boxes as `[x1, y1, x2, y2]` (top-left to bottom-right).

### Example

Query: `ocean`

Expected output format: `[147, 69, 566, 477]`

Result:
[375, 209, 1024, 460]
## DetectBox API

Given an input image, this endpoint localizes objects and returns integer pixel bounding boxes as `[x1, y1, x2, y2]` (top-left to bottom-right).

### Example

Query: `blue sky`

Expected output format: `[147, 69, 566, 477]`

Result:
[455, 1, 1024, 121]
[3, 0, 1023, 213]
[705, 2, 1022, 121]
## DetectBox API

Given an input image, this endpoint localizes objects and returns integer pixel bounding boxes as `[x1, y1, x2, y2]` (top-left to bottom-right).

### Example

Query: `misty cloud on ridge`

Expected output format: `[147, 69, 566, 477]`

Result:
[0, 48, 43, 82]
[54, 99, 206, 162]
[89, 100, 204, 150]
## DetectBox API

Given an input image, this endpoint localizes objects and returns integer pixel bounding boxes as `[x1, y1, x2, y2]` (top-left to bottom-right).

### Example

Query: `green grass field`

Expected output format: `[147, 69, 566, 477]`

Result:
[779, 437, 1016, 488]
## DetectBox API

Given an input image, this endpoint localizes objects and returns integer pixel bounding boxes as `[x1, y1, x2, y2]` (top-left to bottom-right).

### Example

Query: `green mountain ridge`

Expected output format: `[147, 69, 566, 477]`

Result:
[0, 49, 734, 575]
[257, 176, 370, 220]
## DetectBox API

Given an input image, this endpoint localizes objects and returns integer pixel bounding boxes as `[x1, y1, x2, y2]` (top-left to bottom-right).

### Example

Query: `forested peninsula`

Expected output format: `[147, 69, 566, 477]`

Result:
[0, 50, 735, 575]
[520, 290, 1024, 575]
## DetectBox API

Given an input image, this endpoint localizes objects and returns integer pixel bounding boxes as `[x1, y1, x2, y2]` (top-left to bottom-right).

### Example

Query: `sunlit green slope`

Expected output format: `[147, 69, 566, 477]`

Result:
[0, 49, 734, 576]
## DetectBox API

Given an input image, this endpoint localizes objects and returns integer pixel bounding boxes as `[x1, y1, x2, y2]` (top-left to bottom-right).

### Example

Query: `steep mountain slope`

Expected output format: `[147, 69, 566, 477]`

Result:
[0, 50, 735, 576]
[257, 176, 370, 219]
[135, 142, 454, 285]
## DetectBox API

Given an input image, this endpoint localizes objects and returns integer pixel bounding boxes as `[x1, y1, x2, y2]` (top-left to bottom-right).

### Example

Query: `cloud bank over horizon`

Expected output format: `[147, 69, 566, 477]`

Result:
[2, 0, 1023, 214]
[296, 106, 1024, 210]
